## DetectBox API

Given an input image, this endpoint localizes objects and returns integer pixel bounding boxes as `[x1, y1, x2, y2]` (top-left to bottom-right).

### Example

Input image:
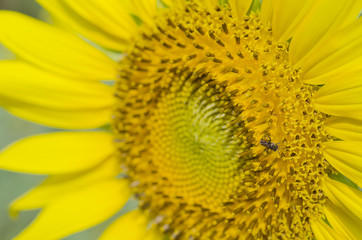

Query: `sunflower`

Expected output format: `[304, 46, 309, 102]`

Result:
[1, 0, 362, 239]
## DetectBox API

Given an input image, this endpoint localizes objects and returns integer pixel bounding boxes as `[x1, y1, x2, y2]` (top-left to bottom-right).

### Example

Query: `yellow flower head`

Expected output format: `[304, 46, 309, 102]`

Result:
[1, 0, 362, 240]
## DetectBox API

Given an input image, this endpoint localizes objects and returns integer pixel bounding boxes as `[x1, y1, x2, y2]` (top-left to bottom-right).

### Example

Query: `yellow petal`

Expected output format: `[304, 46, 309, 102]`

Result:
[260, 0, 273, 28]
[324, 200, 362, 240]
[99, 209, 149, 240]
[0, 132, 114, 174]
[304, 58, 362, 86]
[228, 0, 253, 18]
[302, 17, 362, 83]
[199, 0, 220, 9]
[2, 102, 112, 130]
[0, 61, 114, 117]
[10, 156, 120, 216]
[311, 218, 344, 240]
[14, 179, 130, 240]
[261, 0, 316, 42]
[289, 0, 362, 66]
[325, 178, 362, 222]
[325, 116, 362, 141]
[0, 60, 114, 129]
[0, 61, 113, 109]
[161, 0, 185, 8]
[323, 141, 362, 187]
[313, 72, 362, 120]
[131, 0, 158, 27]
[37, 0, 138, 52]
[0, 11, 117, 80]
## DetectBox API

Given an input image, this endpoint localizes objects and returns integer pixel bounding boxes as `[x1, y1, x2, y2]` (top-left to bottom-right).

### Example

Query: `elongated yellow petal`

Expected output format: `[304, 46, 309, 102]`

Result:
[325, 178, 362, 222]
[324, 200, 362, 240]
[289, 0, 362, 66]
[2, 101, 112, 129]
[302, 17, 362, 83]
[325, 117, 362, 141]
[304, 58, 362, 85]
[99, 209, 149, 240]
[267, 0, 316, 42]
[323, 141, 362, 187]
[14, 179, 130, 240]
[228, 0, 253, 18]
[120, 0, 158, 27]
[314, 71, 362, 120]
[0, 132, 114, 174]
[0, 11, 117, 80]
[311, 218, 344, 240]
[0, 60, 114, 129]
[0, 61, 113, 110]
[260, 0, 273, 28]
[10, 156, 120, 216]
[37, 0, 138, 51]
[62, 0, 137, 38]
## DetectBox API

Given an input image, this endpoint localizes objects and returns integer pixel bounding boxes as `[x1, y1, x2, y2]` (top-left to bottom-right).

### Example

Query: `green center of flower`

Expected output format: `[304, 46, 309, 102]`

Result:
[114, 2, 329, 239]
[148, 72, 247, 208]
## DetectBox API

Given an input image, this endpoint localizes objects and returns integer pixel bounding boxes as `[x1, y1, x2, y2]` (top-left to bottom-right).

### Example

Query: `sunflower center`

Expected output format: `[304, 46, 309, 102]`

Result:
[114, 2, 328, 239]
[148, 77, 247, 208]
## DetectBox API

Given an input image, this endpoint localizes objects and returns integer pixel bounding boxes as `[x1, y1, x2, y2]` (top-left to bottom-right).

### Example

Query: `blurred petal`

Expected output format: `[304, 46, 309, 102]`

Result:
[0, 10, 117, 80]
[0, 61, 113, 109]
[162, 0, 185, 8]
[130, 0, 158, 27]
[144, 225, 165, 240]
[119, 0, 158, 27]
[0, 60, 114, 129]
[199, 0, 220, 9]
[99, 209, 149, 240]
[38, 0, 138, 51]
[2, 102, 112, 130]
[0, 132, 114, 174]
[228, 0, 253, 18]
[14, 179, 130, 240]
[260, 0, 273, 27]
[10, 156, 121, 215]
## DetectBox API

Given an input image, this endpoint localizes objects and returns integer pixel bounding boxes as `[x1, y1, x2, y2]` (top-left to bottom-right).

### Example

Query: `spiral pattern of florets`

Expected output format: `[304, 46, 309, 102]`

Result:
[114, 2, 329, 239]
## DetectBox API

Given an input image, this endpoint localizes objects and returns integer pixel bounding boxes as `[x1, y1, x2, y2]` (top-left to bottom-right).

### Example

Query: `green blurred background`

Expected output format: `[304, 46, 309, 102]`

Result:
[0, 1, 132, 239]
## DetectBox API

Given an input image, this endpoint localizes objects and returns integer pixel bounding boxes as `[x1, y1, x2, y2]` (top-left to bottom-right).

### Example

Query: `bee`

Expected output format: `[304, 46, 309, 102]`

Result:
[260, 136, 279, 151]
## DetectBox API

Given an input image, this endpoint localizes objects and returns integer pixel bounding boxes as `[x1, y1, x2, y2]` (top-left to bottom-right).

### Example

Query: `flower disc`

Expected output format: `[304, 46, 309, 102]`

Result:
[114, 2, 329, 239]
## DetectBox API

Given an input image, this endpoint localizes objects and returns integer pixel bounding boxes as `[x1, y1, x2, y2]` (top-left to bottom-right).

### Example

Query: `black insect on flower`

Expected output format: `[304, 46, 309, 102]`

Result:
[260, 136, 279, 151]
